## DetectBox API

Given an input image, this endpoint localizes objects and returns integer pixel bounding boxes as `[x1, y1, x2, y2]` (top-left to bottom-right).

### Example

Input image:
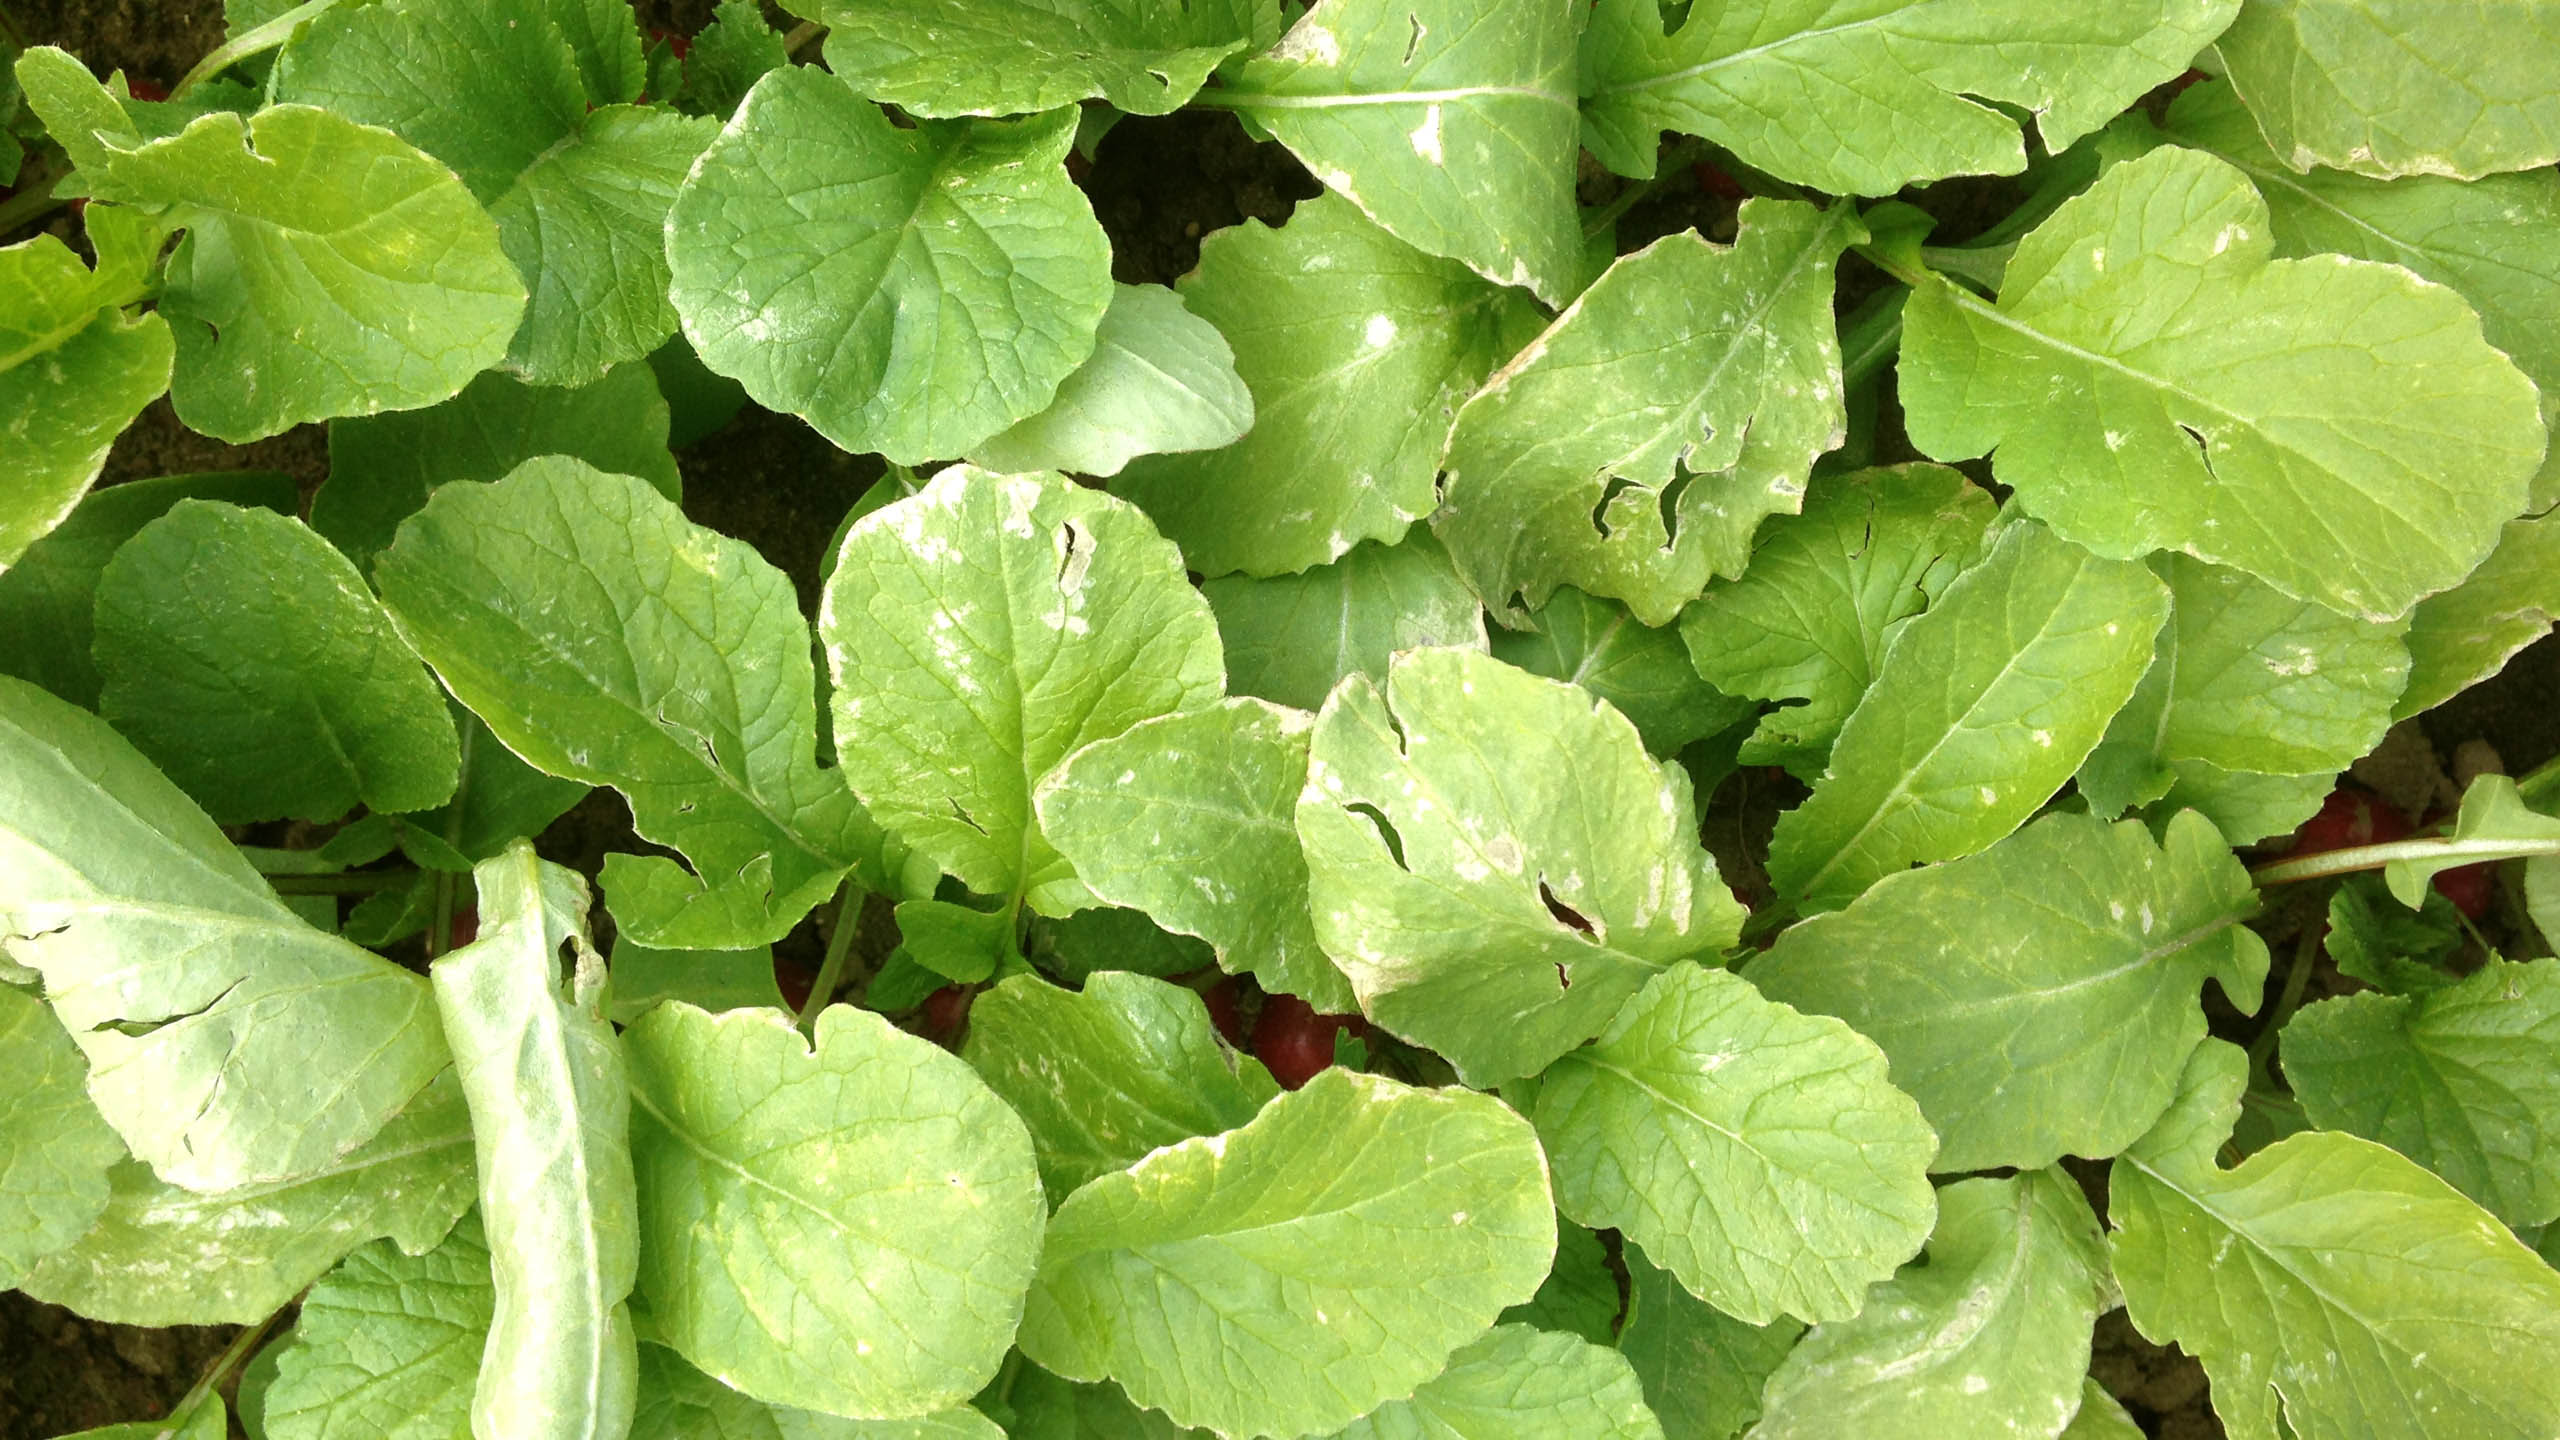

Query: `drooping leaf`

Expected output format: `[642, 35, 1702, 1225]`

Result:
[1900, 145, 2547, 622]
[262, 1214, 492, 1440]
[1018, 1068, 1555, 1438]
[1110, 194, 1545, 577]
[2109, 1039, 2560, 1440]
[1765, 522, 2168, 913]
[1332, 1324, 1665, 1439]
[819, 0, 1277, 117]
[0, 985, 123, 1288]
[624, 1002, 1045, 1419]
[0, 675, 450, 1192]
[969, 283, 1254, 480]
[633, 1342, 1003, 1439]
[1534, 962, 1937, 1326]
[1438, 203, 1861, 628]
[820, 467, 1224, 916]
[1497, 1219, 1620, 1347]
[666, 68, 1111, 463]
[377, 457, 891, 949]
[962, 971, 1280, 1202]
[1752, 811, 2267, 1173]
[1203, 530, 1489, 713]
[1749, 1170, 2109, 1440]
[1616, 1250, 1801, 1440]
[1038, 698, 1352, 1010]
[1298, 647, 1746, 1087]
[1491, 587, 1755, 757]
[2399, 512, 2560, 719]
[1577, 0, 2239, 193]
[0, 221, 173, 568]
[1678, 464, 1994, 781]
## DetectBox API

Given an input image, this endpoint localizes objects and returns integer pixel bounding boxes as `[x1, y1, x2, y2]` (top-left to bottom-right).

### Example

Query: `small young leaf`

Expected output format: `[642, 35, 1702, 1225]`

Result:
[1492, 587, 1756, 757]
[1203, 529, 1489, 713]
[968, 283, 1254, 480]
[0, 985, 123, 1288]
[2399, 512, 2560, 719]
[1617, 1250, 1802, 1440]
[675, 1, 787, 119]
[895, 898, 1014, 984]
[818, 0, 1278, 117]
[1333, 1324, 1665, 1439]
[0, 225, 173, 568]
[263, 1215, 493, 1440]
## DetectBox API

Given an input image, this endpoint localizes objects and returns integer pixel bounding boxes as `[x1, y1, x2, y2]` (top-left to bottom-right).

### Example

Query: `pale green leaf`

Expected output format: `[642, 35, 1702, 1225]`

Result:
[820, 467, 1224, 916]
[263, 1214, 493, 1440]
[2110, 1039, 2560, 1440]
[607, 940, 784, 1025]
[1019, 1068, 1555, 1438]
[1439, 203, 1860, 628]
[1217, 0, 1583, 303]
[1678, 464, 1994, 781]
[0, 985, 123, 1288]
[18, 1069, 475, 1325]
[1037, 698, 1352, 1010]
[625, 1002, 1044, 1420]
[634, 1342, 1003, 1438]
[58, 1398, 227, 1440]
[1298, 647, 1745, 1087]
[2400, 512, 2560, 719]
[1202, 529, 1488, 713]
[2216, 0, 2560, 179]
[1578, 0, 2239, 192]
[0, 227, 172, 569]
[962, 971, 1280, 1202]
[969, 283, 1254, 480]
[0, 675, 451, 1192]
[1492, 587, 1754, 757]
[1750, 1170, 2109, 1440]
[1616, 1250, 1801, 1440]
[1331, 1324, 1664, 1439]
[2382, 776, 2560, 909]
[1498, 1219, 1620, 1346]
[433, 844, 638, 1440]
[1900, 146, 2546, 622]
[2284, 957, 2560, 1228]
[2058, 1382, 2144, 1440]
[377, 457, 890, 949]
[1751, 811, 2267, 1173]
[818, 0, 1277, 116]
[1765, 522, 2168, 913]
[1535, 963, 1937, 1326]
[667, 68, 1111, 463]
[1110, 194, 1544, 577]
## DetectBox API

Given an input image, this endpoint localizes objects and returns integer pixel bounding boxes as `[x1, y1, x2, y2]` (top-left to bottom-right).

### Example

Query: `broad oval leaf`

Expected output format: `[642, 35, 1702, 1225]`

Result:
[820, 467, 1225, 915]
[1617, 1250, 1801, 1440]
[1203, 529, 1490, 714]
[1298, 647, 1746, 1087]
[0, 985, 123, 1287]
[969, 283, 1254, 480]
[0, 675, 450, 1192]
[1752, 811, 2269, 1173]
[1900, 146, 2547, 622]
[1490, 586, 1754, 758]
[0, 224, 172, 568]
[667, 67, 1112, 463]
[1534, 963, 1938, 1326]
[1765, 522, 2168, 914]
[1019, 1067, 1555, 1438]
[1332, 1324, 1665, 1439]
[624, 1002, 1044, 1420]
[1438, 202, 1861, 628]
[263, 1214, 493, 1440]
[818, 0, 1278, 117]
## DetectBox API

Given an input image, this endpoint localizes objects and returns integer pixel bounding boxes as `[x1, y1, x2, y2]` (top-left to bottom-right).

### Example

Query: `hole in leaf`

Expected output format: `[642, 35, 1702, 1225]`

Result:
[1540, 880, 1597, 939]
[1554, 962, 1572, 991]
[1657, 469, 1693, 545]
[1056, 519, 1094, 593]
[106, 976, 247, 1037]
[1590, 476, 1639, 538]
[1348, 802, 1408, 870]
[948, 798, 988, 835]
[1404, 14, 1426, 65]
[2176, 422, 2216, 477]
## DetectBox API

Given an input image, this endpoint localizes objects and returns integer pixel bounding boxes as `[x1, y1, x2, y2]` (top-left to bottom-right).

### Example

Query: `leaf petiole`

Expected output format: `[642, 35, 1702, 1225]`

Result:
[796, 881, 863, 1031]
[2248, 834, 2560, 888]
[159, 1301, 290, 1438]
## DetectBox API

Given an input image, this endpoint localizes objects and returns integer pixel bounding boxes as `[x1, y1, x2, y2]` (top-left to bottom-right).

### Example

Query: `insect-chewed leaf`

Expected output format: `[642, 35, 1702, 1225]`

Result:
[0, 986, 122, 1288]
[2109, 1040, 2560, 1440]
[1617, 1250, 1801, 1440]
[819, 0, 1279, 117]
[1018, 1068, 1554, 1438]
[631, 1342, 1003, 1438]
[261, 1214, 493, 1440]
[969, 283, 1255, 480]
[1332, 1324, 1665, 1439]
[1297, 647, 1744, 1087]
[1900, 146, 2547, 622]
[1203, 529, 1489, 714]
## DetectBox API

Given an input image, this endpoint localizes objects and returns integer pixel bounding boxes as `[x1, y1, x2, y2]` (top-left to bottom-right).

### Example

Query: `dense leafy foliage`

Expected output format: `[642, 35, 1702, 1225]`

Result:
[6, 2, 2560, 1437]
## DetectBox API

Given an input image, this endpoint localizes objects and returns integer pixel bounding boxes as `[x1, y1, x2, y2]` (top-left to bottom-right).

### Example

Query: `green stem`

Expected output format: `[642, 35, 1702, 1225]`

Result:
[426, 870, 456, 959]
[1835, 286, 1906, 392]
[782, 20, 826, 58]
[267, 870, 417, 895]
[173, 0, 345, 98]
[161, 1304, 288, 1437]
[0, 162, 66, 239]
[2246, 925, 2322, 1079]
[1580, 137, 1708, 240]
[797, 884, 864, 1031]
[2249, 835, 2560, 888]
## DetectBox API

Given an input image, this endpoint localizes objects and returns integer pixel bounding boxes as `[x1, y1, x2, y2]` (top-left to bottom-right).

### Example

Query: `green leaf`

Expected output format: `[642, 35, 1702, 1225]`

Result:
[1003, 1362, 1206, 1439]
[0, 985, 123, 1288]
[314, 361, 682, 575]
[968, 283, 1255, 480]
[1019, 1068, 1555, 1438]
[634, 1342, 1003, 1438]
[1678, 464, 1994, 781]
[0, 469, 294, 709]
[1616, 1250, 1800, 1440]
[894, 898, 1014, 984]
[2382, 775, 2560, 909]
[1216, 0, 1581, 303]
[820, 467, 1225, 916]
[2109, 1039, 2560, 1440]
[1749, 1170, 2109, 1440]
[818, 0, 1276, 117]
[1900, 145, 2547, 622]
[538, 0, 648, 106]
[625, 1002, 1045, 1419]
[962, 971, 1280, 1202]
[1110, 193, 1545, 577]
[1331, 1323, 1664, 1439]
[0, 675, 451, 1192]
[1497, 1219, 1621, 1347]
[1038, 697, 1352, 1010]
[2215, 0, 2560, 180]
[676, 2, 787, 119]
[401, 701, 595, 869]
[1438, 203, 1861, 627]
[377, 457, 890, 949]
[1751, 811, 2267, 1173]
[58, 1398, 227, 1440]
[263, 1214, 492, 1440]
[0, 227, 173, 569]
[17, 1069, 475, 1325]
[607, 940, 784, 1025]
[1024, 906, 1215, 986]
[93, 501, 460, 825]
[433, 844, 638, 1439]
[2399, 512, 2560, 719]
[2058, 1382, 2145, 1440]
[2284, 957, 2560, 1228]
[1765, 522, 2168, 913]
[1298, 647, 1746, 1087]
[2325, 874, 2463, 996]
[1578, 0, 2239, 193]
[1202, 529, 1489, 713]
[1534, 962, 1938, 1326]
[1492, 587, 1755, 757]
[667, 68, 1111, 464]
